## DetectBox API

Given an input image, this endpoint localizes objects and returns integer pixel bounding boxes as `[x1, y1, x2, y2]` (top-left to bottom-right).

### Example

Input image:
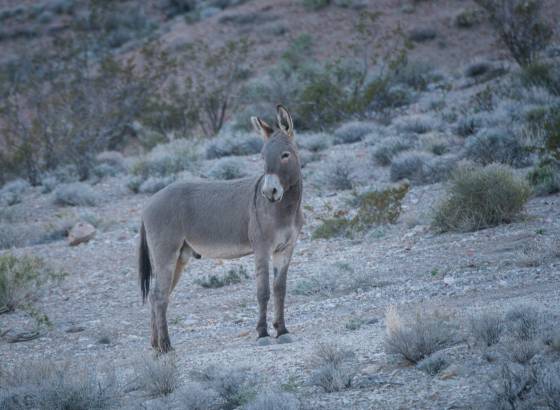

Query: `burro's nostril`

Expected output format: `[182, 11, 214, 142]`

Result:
[272, 188, 277, 196]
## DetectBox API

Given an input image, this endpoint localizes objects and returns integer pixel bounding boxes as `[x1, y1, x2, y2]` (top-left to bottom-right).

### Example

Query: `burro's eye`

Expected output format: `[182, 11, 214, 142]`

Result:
[281, 152, 290, 160]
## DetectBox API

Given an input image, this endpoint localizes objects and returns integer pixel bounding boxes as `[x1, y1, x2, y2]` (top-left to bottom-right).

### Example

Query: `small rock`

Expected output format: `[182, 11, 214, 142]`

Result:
[276, 334, 293, 344]
[65, 325, 86, 333]
[439, 364, 460, 380]
[257, 336, 273, 346]
[68, 222, 96, 246]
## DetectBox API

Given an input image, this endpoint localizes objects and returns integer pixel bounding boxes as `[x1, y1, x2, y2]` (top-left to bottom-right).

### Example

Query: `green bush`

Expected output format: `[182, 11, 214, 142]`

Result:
[520, 62, 560, 95]
[455, 9, 481, 28]
[372, 138, 413, 166]
[312, 183, 409, 239]
[527, 159, 560, 196]
[432, 164, 531, 232]
[0, 253, 61, 311]
[465, 128, 528, 167]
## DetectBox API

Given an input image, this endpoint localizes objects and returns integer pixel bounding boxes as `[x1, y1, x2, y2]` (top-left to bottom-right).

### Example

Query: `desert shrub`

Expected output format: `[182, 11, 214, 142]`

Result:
[520, 62, 560, 96]
[323, 160, 354, 190]
[292, 269, 340, 296]
[161, 0, 197, 18]
[205, 133, 264, 159]
[297, 133, 331, 152]
[465, 128, 528, 167]
[390, 151, 454, 184]
[311, 217, 350, 240]
[372, 138, 414, 166]
[505, 305, 542, 341]
[0, 253, 61, 311]
[455, 115, 483, 137]
[408, 27, 437, 42]
[538, 363, 560, 410]
[392, 60, 438, 91]
[138, 176, 176, 194]
[40, 176, 59, 194]
[53, 183, 98, 207]
[96, 151, 126, 171]
[134, 355, 178, 397]
[465, 61, 494, 78]
[195, 266, 249, 288]
[351, 183, 409, 227]
[488, 363, 537, 410]
[419, 133, 449, 155]
[192, 365, 256, 410]
[0, 179, 29, 206]
[333, 121, 376, 145]
[416, 352, 448, 376]
[92, 163, 121, 180]
[506, 339, 540, 364]
[312, 183, 409, 238]
[385, 307, 454, 364]
[301, 0, 330, 11]
[394, 114, 435, 134]
[390, 151, 434, 184]
[433, 164, 531, 232]
[455, 8, 481, 28]
[131, 140, 199, 179]
[475, 0, 553, 67]
[527, 159, 560, 196]
[245, 390, 300, 410]
[175, 382, 220, 410]
[208, 158, 247, 180]
[471, 312, 505, 347]
[384, 307, 455, 364]
[308, 343, 357, 392]
[0, 360, 118, 410]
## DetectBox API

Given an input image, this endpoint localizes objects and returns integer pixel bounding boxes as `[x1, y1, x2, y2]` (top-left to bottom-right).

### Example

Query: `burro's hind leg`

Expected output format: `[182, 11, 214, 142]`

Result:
[254, 247, 271, 338]
[150, 240, 182, 353]
[272, 243, 295, 337]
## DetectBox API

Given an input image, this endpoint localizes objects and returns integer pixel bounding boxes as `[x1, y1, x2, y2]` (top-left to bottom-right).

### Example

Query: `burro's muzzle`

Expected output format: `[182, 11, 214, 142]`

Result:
[262, 174, 284, 202]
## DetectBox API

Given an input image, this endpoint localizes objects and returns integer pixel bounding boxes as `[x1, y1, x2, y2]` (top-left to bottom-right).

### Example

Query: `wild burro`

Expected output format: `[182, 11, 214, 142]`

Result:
[138, 105, 304, 353]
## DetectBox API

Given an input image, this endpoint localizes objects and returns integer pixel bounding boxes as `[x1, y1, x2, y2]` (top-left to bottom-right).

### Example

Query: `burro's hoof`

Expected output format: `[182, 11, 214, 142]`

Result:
[256, 336, 273, 346]
[156, 336, 173, 354]
[276, 334, 294, 344]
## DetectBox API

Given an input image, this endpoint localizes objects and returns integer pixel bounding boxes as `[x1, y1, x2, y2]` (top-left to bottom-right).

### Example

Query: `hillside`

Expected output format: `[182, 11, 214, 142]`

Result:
[1, 1, 560, 409]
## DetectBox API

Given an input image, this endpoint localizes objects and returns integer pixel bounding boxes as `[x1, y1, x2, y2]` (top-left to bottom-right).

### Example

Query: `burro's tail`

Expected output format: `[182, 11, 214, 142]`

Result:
[139, 221, 151, 303]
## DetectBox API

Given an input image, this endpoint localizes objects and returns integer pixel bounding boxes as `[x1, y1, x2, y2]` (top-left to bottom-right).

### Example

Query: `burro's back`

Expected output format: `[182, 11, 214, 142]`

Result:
[143, 177, 258, 260]
[138, 105, 305, 353]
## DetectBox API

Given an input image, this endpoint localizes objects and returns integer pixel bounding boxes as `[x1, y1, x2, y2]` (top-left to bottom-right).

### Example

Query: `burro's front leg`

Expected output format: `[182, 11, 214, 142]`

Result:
[254, 249, 271, 338]
[272, 243, 295, 337]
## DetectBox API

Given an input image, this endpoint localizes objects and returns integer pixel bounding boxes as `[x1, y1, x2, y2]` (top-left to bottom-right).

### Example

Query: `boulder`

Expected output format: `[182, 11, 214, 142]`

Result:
[68, 222, 96, 246]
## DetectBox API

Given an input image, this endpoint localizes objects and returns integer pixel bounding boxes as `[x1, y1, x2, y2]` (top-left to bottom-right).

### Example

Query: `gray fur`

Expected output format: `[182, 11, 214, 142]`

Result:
[138, 105, 304, 352]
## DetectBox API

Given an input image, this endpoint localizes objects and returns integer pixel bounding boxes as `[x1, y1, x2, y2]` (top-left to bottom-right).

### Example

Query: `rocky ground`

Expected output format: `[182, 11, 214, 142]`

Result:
[1, 133, 559, 408]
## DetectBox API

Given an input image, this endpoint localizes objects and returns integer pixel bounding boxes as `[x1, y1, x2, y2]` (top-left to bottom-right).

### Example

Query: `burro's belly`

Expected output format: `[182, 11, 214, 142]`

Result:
[189, 242, 254, 260]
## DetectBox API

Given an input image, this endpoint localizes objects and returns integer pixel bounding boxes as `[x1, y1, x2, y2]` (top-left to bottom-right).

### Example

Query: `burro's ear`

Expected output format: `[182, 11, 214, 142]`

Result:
[251, 116, 274, 140]
[276, 104, 294, 138]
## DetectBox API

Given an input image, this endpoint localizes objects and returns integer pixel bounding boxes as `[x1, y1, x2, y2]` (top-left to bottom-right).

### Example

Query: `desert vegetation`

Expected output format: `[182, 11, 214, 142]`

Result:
[1, 0, 559, 408]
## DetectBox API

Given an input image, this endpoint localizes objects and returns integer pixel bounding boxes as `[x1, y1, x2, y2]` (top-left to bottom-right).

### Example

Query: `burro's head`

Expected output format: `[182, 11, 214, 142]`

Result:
[251, 105, 300, 203]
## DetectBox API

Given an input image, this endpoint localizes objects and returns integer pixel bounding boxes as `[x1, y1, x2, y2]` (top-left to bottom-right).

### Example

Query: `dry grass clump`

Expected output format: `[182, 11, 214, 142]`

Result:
[0, 360, 119, 410]
[245, 390, 300, 410]
[470, 311, 505, 347]
[53, 183, 98, 207]
[432, 164, 531, 232]
[191, 365, 256, 410]
[384, 306, 455, 364]
[308, 343, 358, 392]
[134, 355, 179, 398]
